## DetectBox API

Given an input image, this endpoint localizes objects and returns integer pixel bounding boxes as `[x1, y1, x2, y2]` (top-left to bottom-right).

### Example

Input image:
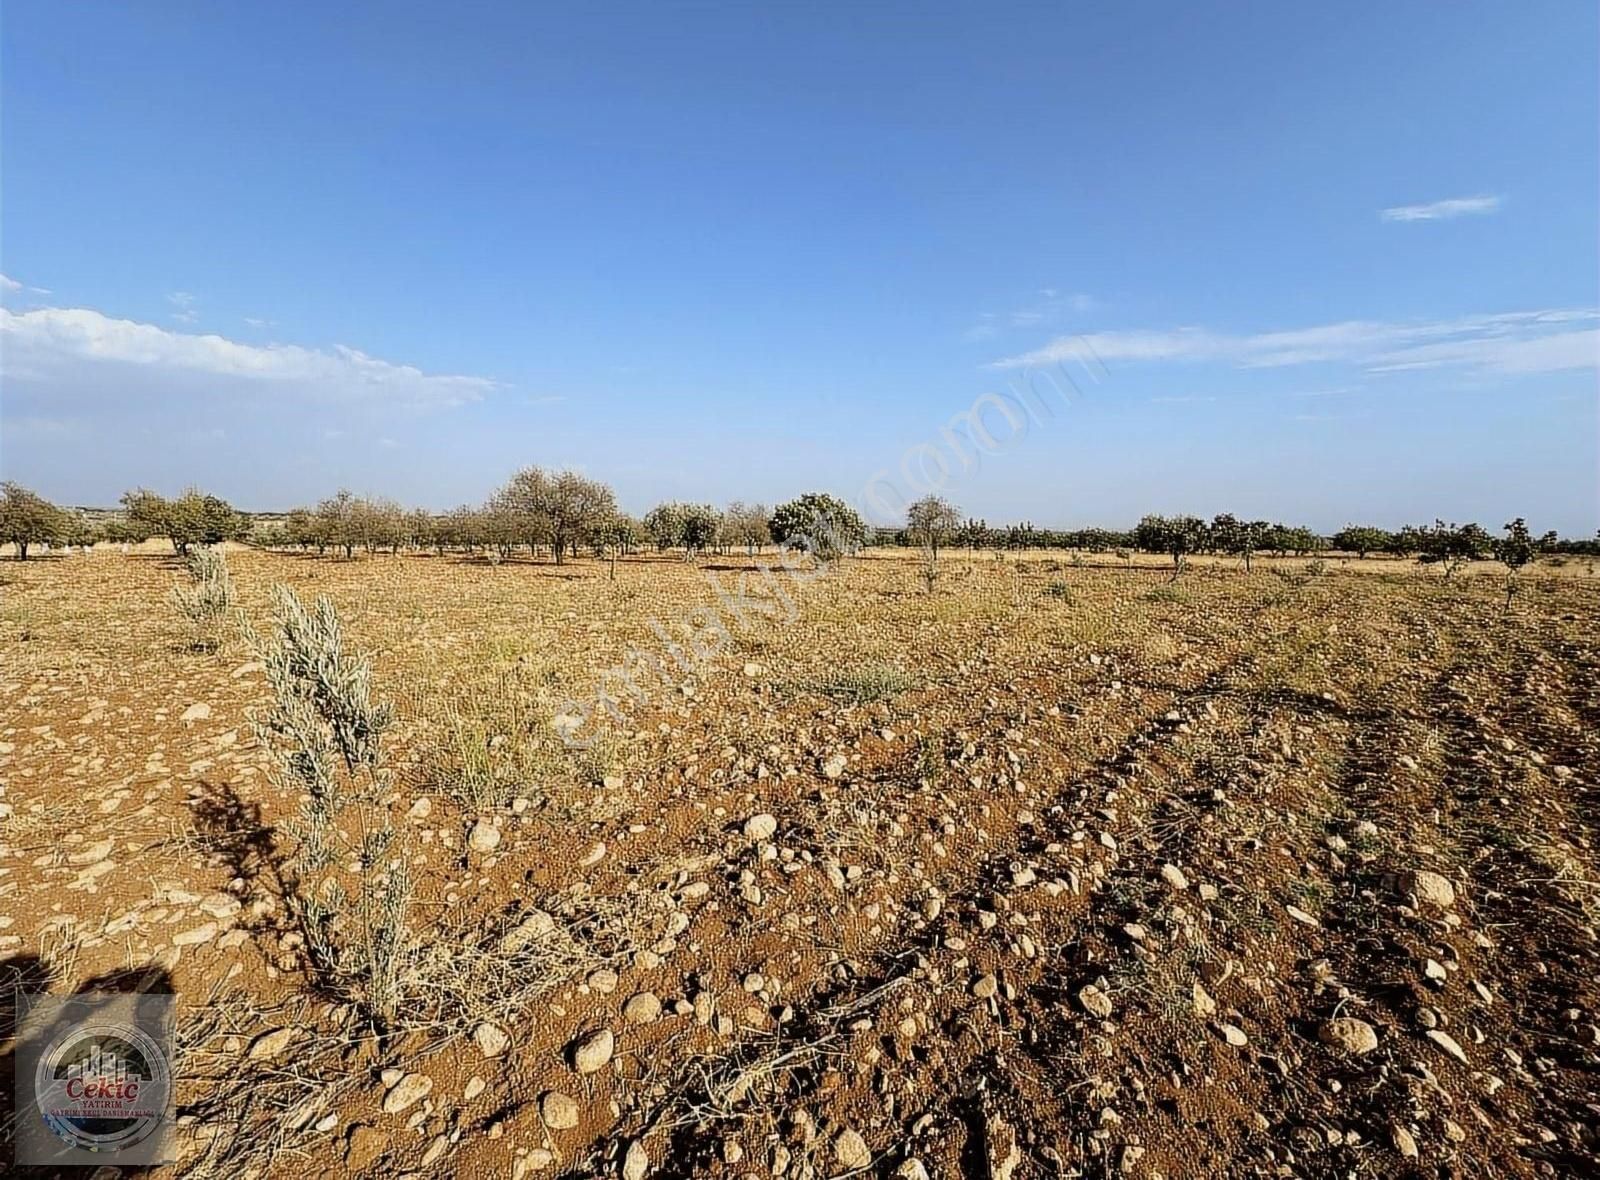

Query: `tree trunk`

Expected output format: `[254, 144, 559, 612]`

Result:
[16, 541, 28, 560]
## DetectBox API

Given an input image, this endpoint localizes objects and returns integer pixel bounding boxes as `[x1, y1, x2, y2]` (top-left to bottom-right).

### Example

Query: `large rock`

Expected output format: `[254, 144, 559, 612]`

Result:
[1318, 1017, 1379, 1055]
[498, 909, 555, 953]
[246, 1027, 297, 1061]
[469, 820, 502, 854]
[623, 992, 662, 1025]
[743, 813, 778, 841]
[540, 1091, 580, 1130]
[382, 1072, 433, 1115]
[473, 1022, 510, 1058]
[834, 1128, 871, 1170]
[621, 1139, 650, 1180]
[1077, 984, 1113, 1019]
[345, 1125, 385, 1170]
[570, 1028, 614, 1074]
[1404, 869, 1457, 909]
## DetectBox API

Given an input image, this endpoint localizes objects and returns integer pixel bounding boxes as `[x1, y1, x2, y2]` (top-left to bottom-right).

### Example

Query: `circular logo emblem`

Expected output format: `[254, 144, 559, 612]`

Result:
[34, 1022, 171, 1154]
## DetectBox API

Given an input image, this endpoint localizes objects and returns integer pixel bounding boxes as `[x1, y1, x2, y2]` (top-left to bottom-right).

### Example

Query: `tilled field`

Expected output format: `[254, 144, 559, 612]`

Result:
[2, 549, 1597, 1179]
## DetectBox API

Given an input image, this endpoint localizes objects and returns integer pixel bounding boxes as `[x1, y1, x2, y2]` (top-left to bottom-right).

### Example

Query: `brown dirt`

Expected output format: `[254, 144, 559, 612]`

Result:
[1, 548, 1596, 1179]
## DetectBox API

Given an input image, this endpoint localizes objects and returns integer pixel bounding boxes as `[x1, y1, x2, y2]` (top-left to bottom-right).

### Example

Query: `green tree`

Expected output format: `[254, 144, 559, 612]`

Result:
[121, 487, 245, 554]
[677, 503, 720, 559]
[1134, 514, 1206, 576]
[1494, 517, 1538, 611]
[643, 502, 684, 552]
[769, 493, 866, 563]
[1416, 520, 1491, 579]
[723, 501, 772, 555]
[316, 490, 361, 559]
[907, 495, 961, 590]
[1210, 514, 1268, 572]
[0, 482, 69, 559]
[1332, 525, 1394, 559]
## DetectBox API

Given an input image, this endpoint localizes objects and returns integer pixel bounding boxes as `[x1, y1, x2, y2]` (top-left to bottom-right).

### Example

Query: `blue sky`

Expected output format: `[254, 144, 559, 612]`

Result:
[2, 1, 1596, 532]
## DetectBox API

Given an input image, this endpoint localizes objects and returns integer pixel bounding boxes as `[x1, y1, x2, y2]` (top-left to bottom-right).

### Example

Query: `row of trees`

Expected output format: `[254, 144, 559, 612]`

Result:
[0, 484, 253, 559]
[3, 480, 1597, 572]
[249, 479, 870, 566]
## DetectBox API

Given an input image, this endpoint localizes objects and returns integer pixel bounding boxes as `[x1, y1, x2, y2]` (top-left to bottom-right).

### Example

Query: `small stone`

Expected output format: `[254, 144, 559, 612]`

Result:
[570, 1027, 615, 1074]
[1078, 985, 1113, 1019]
[407, 797, 433, 820]
[498, 909, 555, 953]
[198, 892, 242, 918]
[895, 1161, 931, 1180]
[578, 840, 607, 867]
[1391, 1124, 1419, 1159]
[464, 1076, 486, 1101]
[622, 1139, 650, 1180]
[1426, 1029, 1469, 1064]
[1160, 863, 1189, 891]
[973, 973, 999, 999]
[1405, 870, 1456, 909]
[473, 1023, 510, 1058]
[346, 1125, 384, 1169]
[468, 820, 502, 854]
[173, 922, 218, 947]
[1285, 904, 1320, 927]
[823, 754, 848, 780]
[1190, 983, 1217, 1019]
[67, 840, 115, 866]
[1214, 1022, 1248, 1046]
[382, 1073, 433, 1114]
[834, 1127, 871, 1170]
[742, 662, 764, 678]
[180, 702, 212, 723]
[743, 813, 778, 841]
[247, 1027, 297, 1060]
[541, 1091, 580, 1130]
[1318, 1017, 1379, 1055]
[623, 992, 662, 1024]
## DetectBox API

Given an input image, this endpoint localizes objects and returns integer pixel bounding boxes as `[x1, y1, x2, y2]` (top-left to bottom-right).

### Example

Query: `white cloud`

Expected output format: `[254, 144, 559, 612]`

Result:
[1380, 195, 1501, 222]
[0, 273, 22, 293]
[167, 291, 199, 324]
[994, 308, 1599, 376]
[966, 290, 1097, 342]
[0, 304, 500, 407]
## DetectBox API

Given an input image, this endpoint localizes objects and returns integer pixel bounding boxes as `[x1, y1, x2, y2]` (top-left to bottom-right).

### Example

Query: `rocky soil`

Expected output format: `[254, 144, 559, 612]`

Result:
[1, 548, 1596, 1178]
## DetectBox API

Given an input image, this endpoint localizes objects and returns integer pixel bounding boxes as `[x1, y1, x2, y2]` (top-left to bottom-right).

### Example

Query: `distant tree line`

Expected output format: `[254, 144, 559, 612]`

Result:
[3, 479, 1597, 578]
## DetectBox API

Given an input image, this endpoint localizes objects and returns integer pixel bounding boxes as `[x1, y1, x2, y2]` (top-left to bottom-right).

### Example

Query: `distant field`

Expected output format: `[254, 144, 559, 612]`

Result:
[3, 547, 1597, 1177]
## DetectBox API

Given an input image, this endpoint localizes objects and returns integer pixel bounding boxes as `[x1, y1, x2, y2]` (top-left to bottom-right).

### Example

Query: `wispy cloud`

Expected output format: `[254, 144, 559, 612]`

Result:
[995, 308, 1599, 376]
[0, 304, 500, 407]
[966, 289, 1096, 342]
[1150, 394, 1216, 404]
[0, 273, 21, 293]
[167, 290, 199, 324]
[1380, 194, 1501, 222]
